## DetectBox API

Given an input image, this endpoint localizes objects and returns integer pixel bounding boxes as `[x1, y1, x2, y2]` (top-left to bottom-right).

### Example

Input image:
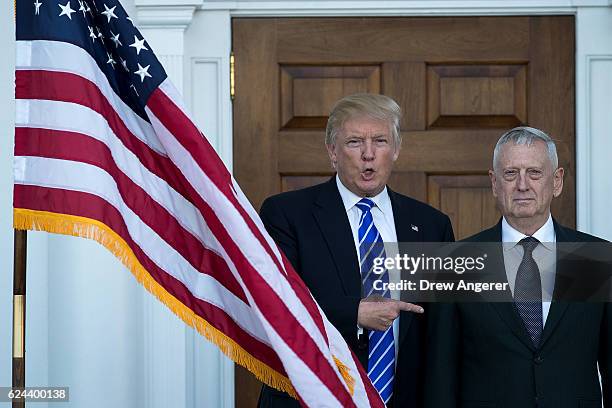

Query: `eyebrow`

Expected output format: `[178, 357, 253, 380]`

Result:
[345, 134, 388, 138]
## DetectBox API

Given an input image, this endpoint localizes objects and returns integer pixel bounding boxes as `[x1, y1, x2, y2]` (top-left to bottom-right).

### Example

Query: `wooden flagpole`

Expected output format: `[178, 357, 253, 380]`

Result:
[13, 230, 26, 408]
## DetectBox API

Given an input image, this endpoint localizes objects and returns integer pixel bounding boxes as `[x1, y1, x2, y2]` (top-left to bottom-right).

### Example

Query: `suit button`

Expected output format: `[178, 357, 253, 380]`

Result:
[534, 356, 544, 364]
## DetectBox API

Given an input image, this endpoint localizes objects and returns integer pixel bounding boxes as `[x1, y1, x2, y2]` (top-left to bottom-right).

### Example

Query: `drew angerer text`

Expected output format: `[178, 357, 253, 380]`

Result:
[373, 279, 509, 293]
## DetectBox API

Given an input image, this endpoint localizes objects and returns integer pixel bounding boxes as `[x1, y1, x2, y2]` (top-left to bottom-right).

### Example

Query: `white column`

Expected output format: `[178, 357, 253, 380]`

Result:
[23, 232, 49, 408]
[576, 6, 612, 240]
[134, 4, 195, 408]
[45, 236, 145, 408]
[183, 10, 234, 407]
[135, 2, 234, 407]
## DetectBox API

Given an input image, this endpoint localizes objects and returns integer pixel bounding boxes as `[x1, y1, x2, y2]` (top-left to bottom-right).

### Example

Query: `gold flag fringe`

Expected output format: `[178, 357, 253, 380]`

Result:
[13, 208, 298, 397]
[333, 356, 356, 396]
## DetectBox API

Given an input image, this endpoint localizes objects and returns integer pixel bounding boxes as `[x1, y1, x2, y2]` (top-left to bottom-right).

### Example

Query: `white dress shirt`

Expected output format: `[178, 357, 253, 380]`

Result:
[335, 176, 400, 360]
[501, 214, 556, 324]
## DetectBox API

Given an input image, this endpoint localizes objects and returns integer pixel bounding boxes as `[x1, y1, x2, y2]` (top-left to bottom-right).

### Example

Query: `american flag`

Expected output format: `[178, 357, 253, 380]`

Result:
[14, 0, 385, 406]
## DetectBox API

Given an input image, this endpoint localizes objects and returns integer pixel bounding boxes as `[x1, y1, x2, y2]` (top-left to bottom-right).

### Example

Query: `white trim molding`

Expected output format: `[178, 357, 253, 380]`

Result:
[137, 5, 197, 28]
[578, 54, 612, 238]
[135, 0, 200, 26]
[575, 6, 612, 239]
[190, 57, 233, 166]
[196, 0, 610, 15]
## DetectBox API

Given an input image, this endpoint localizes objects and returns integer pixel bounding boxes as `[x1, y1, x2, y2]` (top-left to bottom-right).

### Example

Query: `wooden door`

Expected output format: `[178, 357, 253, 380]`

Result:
[232, 16, 575, 406]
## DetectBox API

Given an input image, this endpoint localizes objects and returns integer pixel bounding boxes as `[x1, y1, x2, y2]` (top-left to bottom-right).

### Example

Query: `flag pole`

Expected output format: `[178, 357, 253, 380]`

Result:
[12, 230, 26, 408]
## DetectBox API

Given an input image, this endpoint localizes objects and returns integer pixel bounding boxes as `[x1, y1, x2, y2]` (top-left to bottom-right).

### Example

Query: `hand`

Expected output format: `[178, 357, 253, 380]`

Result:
[357, 295, 424, 331]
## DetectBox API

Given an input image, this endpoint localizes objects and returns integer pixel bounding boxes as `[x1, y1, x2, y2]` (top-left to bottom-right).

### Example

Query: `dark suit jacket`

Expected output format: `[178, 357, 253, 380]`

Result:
[257, 178, 455, 407]
[424, 219, 612, 408]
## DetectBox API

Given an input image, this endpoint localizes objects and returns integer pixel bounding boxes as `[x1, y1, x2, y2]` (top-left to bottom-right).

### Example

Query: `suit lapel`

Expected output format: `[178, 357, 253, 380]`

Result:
[489, 303, 537, 351]
[388, 189, 423, 244]
[479, 221, 537, 351]
[539, 221, 572, 347]
[388, 189, 422, 345]
[312, 179, 361, 297]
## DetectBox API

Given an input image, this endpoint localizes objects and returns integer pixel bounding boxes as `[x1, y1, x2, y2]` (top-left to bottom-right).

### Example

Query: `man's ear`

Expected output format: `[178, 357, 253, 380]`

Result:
[553, 167, 564, 198]
[392, 140, 401, 162]
[489, 169, 497, 198]
[326, 143, 337, 169]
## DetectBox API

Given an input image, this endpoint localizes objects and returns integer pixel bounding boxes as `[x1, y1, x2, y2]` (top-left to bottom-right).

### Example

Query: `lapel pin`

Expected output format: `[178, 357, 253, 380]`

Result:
[411, 224, 419, 232]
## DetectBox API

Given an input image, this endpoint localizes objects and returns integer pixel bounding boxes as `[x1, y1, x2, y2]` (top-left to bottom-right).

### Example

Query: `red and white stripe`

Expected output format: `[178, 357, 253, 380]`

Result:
[15, 39, 384, 407]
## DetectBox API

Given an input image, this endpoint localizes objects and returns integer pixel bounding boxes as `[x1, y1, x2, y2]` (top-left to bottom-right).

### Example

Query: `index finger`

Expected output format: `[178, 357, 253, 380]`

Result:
[396, 301, 424, 314]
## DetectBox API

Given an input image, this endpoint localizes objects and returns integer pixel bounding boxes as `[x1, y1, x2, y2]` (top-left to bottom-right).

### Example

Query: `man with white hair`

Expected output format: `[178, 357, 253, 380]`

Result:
[425, 126, 612, 408]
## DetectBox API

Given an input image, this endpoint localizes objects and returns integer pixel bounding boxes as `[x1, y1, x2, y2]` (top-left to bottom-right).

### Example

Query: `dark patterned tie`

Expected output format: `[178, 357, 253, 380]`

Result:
[514, 237, 543, 347]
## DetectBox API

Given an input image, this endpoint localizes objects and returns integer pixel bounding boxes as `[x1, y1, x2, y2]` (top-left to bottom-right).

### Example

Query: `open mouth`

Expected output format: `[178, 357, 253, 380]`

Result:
[361, 168, 375, 180]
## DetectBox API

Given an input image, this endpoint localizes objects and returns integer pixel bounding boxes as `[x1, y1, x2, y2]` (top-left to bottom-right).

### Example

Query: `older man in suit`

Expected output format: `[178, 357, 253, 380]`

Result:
[425, 126, 611, 408]
[258, 93, 455, 407]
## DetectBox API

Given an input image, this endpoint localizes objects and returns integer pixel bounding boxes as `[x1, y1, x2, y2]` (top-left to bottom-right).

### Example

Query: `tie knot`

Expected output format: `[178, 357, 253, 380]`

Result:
[356, 198, 375, 213]
[519, 236, 540, 253]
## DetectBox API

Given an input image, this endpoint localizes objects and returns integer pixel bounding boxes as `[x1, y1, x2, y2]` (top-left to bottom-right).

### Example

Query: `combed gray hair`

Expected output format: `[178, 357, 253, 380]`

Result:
[325, 93, 401, 147]
[493, 126, 559, 170]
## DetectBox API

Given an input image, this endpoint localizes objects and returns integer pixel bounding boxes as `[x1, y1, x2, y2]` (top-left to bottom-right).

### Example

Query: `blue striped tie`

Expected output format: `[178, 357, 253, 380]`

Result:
[356, 198, 394, 404]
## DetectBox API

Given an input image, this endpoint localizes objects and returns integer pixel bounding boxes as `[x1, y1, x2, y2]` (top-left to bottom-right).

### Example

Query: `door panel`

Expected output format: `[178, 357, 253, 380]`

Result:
[281, 65, 381, 129]
[428, 175, 500, 239]
[427, 64, 527, 128]
[232, 16, 575, 406]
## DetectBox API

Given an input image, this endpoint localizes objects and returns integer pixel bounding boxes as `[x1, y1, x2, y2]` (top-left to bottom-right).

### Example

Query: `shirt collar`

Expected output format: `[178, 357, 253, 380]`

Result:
[501, 214, 556, 251]
[335, 174, 391, 215]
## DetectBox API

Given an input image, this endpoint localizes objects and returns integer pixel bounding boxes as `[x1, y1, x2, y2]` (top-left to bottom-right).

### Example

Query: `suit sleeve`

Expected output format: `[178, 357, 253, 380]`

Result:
[601, 302, 612, 408]
[424, 302, 459, 408]
[260, 197, 300, 269]
[443, 214, 456, 243]
[259, 196, 362, 343]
